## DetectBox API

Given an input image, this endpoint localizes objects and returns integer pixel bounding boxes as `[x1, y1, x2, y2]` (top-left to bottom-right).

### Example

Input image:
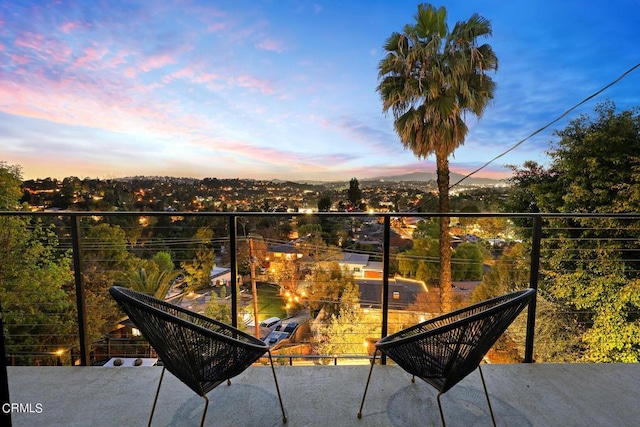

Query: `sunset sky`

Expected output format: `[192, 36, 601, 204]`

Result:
[1, 0, 639, 182]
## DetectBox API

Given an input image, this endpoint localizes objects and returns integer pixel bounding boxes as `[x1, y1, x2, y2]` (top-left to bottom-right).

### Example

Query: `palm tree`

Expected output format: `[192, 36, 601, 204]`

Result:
[120, 266, 182, 299]
[119, 252, 182, 299]
[378, 3, 498, 312]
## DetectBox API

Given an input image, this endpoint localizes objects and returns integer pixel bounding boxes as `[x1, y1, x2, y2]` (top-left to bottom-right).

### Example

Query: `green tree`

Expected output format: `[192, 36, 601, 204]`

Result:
[181, 227, 215, 291]
[0, 162, 23, 209]
[412, 219, 439, 239]
[205, 298, 232, 324]
[314, 274, 375, 359]
[378, 3, 498, 311]
[83, 223, 134, 275]
[0, 163, 76, 364]
[315, 301, 376, 360]
[152, 251, 175, 273]
[458, 205, 481, 228]
[553, 102, 640, 214]
[117, 252, 181, 299]
[472, 243, 583, 362]
[81, 222, 137, 342]
[309, 262, 359, 316]
[451, 242, 483, 281]
[472, 243, 530, 302]
[397, 238, 439, 284]
[347, 178, 362, 209]
[506, 102, 640, 362]
[317, 194, 332, 212]
[503, 161, 562, 221]
[298, 223, 323, 238]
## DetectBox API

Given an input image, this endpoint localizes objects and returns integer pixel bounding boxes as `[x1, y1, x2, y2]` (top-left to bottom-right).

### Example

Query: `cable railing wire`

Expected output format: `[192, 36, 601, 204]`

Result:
[2, 211, 639, 365]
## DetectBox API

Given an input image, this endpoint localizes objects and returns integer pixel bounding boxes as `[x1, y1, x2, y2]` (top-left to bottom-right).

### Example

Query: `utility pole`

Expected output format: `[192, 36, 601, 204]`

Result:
[249, 237, 260, 339]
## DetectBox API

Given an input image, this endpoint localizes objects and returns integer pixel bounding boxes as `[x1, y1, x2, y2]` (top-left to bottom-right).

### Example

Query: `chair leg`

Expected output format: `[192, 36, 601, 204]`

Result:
[436, 367, 496, 427]
[199, 395, 209, 427]
[148, 366, 166, 427]
[357, 349, 379, 419]
[267, 350, 287, 423]
[478, 365, 497, 427]
[436, 392, 446, 427]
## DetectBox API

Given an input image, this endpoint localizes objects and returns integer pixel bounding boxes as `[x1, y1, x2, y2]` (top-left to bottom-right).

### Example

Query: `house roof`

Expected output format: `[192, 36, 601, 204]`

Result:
[356, 277, 427, 310]
[210, 267, 230, 279]
[335, 252, 370, 265]
[363, 261, 383, 271]
[268, 243, 303, 254]
[343, 252, 370, 264]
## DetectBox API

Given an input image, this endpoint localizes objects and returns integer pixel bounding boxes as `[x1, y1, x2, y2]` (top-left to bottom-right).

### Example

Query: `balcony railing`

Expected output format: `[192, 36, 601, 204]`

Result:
[2, 210, 639, 370]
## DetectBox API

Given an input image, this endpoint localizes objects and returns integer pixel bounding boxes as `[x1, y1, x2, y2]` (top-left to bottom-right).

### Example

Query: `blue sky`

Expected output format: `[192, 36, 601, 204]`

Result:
[1, 0, 639, 181]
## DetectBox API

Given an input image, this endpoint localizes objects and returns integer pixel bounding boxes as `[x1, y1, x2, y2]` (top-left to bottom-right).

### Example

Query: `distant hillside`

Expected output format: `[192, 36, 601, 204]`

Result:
[370, 171, 505, 186]
[281, 171, 507, 188]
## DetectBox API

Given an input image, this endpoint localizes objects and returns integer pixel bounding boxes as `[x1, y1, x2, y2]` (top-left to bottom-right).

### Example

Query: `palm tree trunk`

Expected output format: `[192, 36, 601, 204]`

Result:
[435, 150, 452, 313]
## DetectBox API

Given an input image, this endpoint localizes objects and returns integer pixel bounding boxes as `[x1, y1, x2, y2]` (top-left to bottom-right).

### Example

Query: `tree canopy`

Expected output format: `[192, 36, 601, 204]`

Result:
[347, 178, 362, 209]
[0, 163, 76, 364]
[506, 102, 640, 362]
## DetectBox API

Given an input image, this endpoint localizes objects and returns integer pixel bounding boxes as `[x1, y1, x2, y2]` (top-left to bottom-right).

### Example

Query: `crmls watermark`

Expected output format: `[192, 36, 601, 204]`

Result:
[2, 402, 44, 414]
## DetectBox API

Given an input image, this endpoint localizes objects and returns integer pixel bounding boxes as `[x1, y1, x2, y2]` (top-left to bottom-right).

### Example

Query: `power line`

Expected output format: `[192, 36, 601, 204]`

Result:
[451, 62, 640, 189]
[418, 62, 640, 209]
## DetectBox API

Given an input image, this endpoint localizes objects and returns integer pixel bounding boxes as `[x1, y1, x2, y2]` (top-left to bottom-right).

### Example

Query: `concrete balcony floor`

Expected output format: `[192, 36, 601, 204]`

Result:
[7, 363, 640, 426]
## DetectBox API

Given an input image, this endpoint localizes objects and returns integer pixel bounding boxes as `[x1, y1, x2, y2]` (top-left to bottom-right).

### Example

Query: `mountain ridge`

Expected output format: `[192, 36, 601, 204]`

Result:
[367, 171, 505, 185]
[279, 171, 507, 186]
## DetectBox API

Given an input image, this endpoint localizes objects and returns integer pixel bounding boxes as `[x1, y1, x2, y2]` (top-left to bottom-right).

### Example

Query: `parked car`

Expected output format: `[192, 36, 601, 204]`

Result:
[283, 322, 298, 334]
[259, 317, 281, 331]
[263, 331, 289, 347]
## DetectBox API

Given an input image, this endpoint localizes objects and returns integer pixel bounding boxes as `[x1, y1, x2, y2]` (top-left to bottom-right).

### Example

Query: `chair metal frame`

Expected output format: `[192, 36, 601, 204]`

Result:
[358, 288, 536, 426]
[109, 286, 287, 426]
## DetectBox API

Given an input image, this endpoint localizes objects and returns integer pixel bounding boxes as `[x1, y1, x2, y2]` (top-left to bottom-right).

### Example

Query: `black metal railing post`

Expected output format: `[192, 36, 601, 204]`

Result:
[6, 210, 634, 367]
[229, 215, 238, 329]
[380, 215, 391, 365]
[525, 215, 542, 363]
[70, 216, 90, 366]
[0, 305, 11, 427]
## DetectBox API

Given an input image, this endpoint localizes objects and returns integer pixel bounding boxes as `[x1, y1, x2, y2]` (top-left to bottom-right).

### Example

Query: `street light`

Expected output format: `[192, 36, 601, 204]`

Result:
[55, 349, 65, 366]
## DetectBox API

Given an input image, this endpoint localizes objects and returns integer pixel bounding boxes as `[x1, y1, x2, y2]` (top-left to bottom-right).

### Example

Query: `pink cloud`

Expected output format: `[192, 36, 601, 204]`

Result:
[0, 45, 257, 163]
[8, 53, 29, 65]
[60, 21, 83, 34]
[15, 32, 45, 50]
[256, 39, 284, 53]
[207, 22, 226, 32]
[15, 32, 73, 64]
[105, 51, 127, 68]
[73, 47, 108, 69]
[193, 71, 219, 83]
[235, 74, 274, 95]
[227, 22, 265, 44]
[162, 67, 194, 84]
[161, 66, 222, 89]
[140, 54, 176, 72]
[195, 138, 356, 173]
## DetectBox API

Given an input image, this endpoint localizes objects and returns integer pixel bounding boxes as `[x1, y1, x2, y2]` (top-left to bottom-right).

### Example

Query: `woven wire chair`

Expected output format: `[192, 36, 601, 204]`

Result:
[358, 288, 535, 427]
[109, 286, 287, 426]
